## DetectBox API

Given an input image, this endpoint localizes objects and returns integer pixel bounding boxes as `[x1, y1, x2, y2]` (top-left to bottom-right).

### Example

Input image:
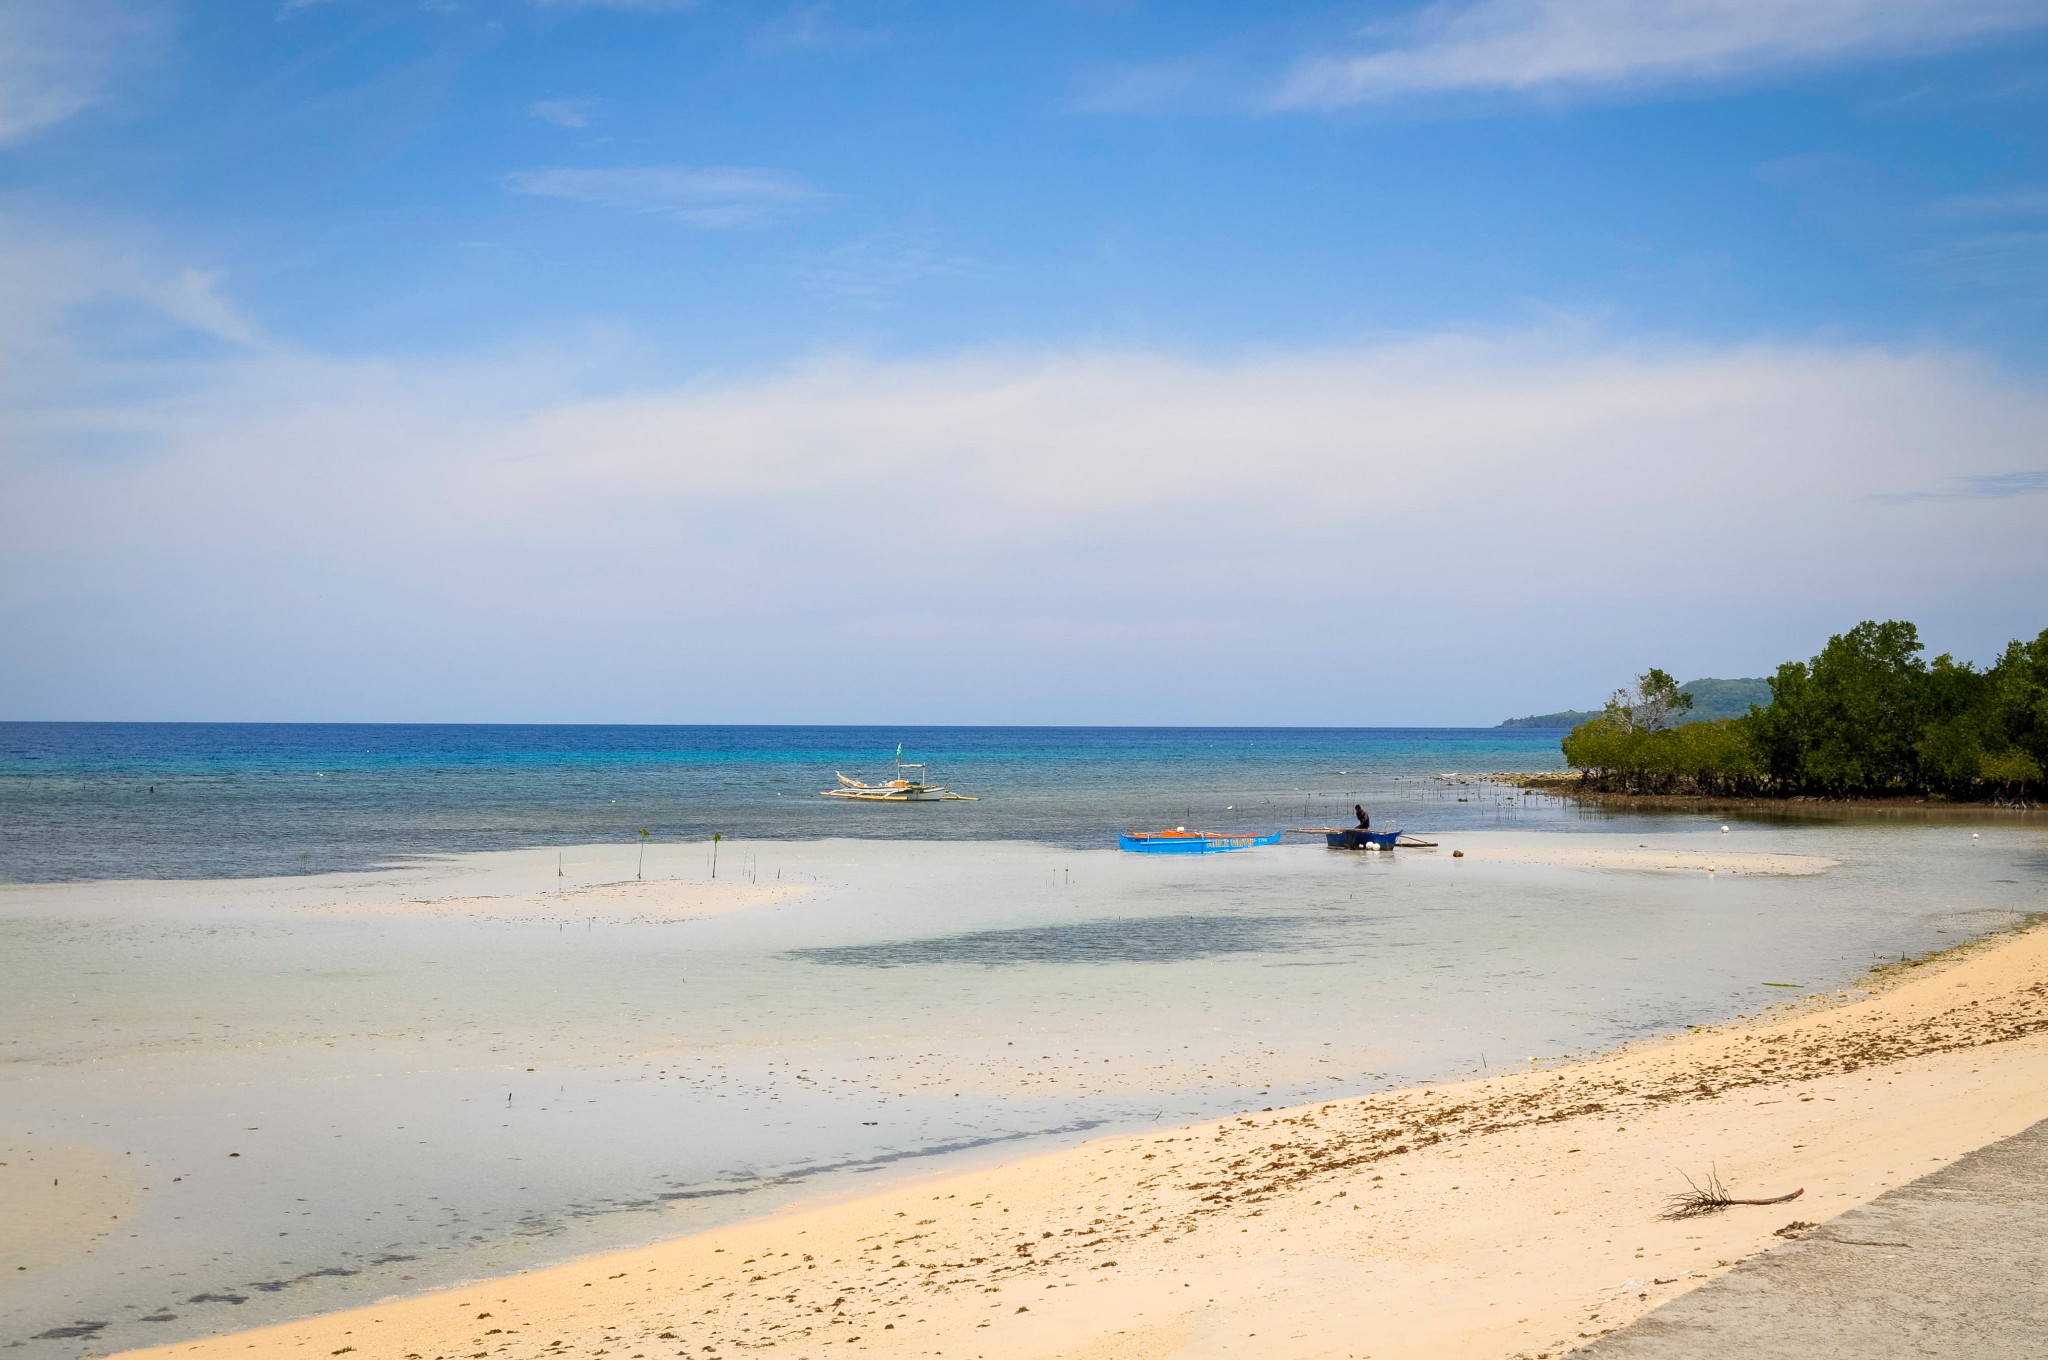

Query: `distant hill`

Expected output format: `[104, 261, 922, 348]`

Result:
[1678, 677, 1773, 721]
[1499, 708, 1604, 729]
[1498, 677, 1771, 729]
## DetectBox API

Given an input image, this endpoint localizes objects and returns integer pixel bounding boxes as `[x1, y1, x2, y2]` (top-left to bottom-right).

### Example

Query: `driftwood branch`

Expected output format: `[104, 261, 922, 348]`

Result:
[1661, 1167, 1805, 1220]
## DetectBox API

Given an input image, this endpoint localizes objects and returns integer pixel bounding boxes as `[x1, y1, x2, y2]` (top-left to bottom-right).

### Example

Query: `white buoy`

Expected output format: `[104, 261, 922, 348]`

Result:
[1721, 824, 1730, 833]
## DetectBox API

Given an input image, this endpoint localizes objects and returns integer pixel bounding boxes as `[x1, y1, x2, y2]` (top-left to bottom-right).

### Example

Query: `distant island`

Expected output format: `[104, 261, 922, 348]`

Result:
[1498, 708, 1605, 730]
[1499, 677, 1771, 728]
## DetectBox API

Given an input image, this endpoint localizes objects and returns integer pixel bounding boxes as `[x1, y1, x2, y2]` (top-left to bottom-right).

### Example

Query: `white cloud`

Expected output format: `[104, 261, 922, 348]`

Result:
[6, 227, 2045, 720]
[441, 341, 2045, 547]
[1276, 0, 2048, 107]
[0, 0, 161, 144]
[503, 164, 834, 228]
[528, 97, 598, 128]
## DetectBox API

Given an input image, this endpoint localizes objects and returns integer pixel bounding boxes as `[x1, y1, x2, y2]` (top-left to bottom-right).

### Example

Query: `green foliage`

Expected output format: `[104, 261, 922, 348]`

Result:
[1675, 677, 1772, 722]
[1604, 668, 1693, 733]
[1564, 622, 2047, 803]
[1499, 677, 1767, 728]
[1562, 715, 1764, 795]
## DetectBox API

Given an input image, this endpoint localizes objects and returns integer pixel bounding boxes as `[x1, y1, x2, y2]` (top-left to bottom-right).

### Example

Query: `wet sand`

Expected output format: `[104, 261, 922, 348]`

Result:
[1448, 844, 1835, 876]
[305, 876, 806, 924]
[2, 1133, 149, 1281]
[112, 913, 2048, 1360]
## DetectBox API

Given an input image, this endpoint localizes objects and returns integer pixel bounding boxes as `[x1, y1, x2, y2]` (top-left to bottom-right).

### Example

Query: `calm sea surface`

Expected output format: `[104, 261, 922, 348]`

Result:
[0, 723, 1575, 882]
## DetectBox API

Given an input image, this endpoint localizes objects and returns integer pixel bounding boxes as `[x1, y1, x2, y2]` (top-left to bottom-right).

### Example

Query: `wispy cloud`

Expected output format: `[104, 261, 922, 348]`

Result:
[1875, 470, 2048, 501]
[750, 2, 889, 55]
[1067, 57, 1220, 114]
[1912, 229, 2048, 290]
[503, 164, 834, 229]
[1750, 162, 2048, 299]
[1920, 187, 2048, 221]
[528, 97, 599, 128]
[796, 226, 974, 303]
[0, 217, 265, 378]
[1962, 471, 2048, 497]
[530, 0, 699, 11]
[0, 0, 161, 144]
[1275, 0, 2048, 108]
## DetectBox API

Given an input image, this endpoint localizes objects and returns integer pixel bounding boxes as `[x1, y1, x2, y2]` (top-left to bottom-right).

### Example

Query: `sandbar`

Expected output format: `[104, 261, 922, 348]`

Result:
[1, 1132, 149, 1278]
[303, 876, 806, 924]
[1448, 843, 1835, 876]
[113, 910, 2048, 1360]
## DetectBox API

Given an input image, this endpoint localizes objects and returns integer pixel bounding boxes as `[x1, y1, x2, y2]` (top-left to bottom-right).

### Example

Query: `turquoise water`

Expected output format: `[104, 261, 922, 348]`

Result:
[0, 723, 1573, 881]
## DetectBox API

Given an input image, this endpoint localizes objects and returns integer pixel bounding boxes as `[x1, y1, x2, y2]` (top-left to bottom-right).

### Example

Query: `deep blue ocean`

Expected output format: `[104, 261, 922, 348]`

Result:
[0, 723, 1575, 882]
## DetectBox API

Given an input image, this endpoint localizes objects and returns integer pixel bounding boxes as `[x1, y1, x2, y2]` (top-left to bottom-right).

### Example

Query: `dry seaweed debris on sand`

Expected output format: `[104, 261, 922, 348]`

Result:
[1661, 1167, 1804, 1220]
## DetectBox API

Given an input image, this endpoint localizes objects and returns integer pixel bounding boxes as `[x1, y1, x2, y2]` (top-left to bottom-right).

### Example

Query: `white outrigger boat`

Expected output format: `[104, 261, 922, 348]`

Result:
[821, 748, 978, 802]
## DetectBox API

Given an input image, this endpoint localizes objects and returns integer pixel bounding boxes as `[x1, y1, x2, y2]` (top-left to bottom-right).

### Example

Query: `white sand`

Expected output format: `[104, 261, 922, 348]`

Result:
[117, 919, 2048, 1360]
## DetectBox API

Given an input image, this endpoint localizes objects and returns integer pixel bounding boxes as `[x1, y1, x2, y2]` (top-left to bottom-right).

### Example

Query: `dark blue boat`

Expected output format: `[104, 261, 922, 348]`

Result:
[1325, 829, 1407, 850]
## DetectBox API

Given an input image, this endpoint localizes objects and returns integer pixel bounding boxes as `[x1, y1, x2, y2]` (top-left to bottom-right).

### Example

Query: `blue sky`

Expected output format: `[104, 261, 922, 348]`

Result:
[3, 0, 2047, 722]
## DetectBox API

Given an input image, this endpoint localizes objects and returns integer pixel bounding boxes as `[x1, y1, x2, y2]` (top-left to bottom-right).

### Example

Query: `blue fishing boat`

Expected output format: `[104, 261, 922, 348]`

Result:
[1117, 828, 1283, 854]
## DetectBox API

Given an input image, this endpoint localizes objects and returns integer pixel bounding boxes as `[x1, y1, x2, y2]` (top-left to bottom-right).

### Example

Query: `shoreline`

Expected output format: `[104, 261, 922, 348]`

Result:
[1487, 771, 2046, 819]
[112, 913, 2048, 1360]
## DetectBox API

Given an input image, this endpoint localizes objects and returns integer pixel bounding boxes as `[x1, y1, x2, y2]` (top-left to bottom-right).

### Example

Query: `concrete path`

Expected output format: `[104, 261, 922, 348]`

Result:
[1577, 1115, 2048, 1358]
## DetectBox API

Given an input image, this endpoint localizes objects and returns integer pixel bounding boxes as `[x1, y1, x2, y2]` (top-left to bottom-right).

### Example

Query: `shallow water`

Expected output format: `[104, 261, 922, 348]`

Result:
[4, 820, 2043, 1357]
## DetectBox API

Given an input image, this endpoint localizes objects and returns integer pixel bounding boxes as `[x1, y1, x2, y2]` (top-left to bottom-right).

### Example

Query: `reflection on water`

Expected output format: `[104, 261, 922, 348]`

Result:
[787, 913, 1310, 967]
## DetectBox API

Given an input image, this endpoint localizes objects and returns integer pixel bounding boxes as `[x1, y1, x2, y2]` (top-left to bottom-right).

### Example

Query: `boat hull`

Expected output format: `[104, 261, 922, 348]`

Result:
[822, 788, 976, 802]
[1117, 830, 1282, 854]
[822, 768, 978, 801]
[1326, 829, 1404, 850]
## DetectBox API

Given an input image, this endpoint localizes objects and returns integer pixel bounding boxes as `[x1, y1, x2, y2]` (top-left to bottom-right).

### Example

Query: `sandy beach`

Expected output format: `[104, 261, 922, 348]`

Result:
[108, 906, 2048, 1360]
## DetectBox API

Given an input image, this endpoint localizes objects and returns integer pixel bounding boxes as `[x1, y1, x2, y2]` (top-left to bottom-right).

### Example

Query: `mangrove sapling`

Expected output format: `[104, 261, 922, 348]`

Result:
[1661, 1167, 1804, 1220]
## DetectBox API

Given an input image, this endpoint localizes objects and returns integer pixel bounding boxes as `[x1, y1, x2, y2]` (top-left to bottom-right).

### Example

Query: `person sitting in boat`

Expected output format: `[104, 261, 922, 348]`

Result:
[1353, 803, 1371, 830]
